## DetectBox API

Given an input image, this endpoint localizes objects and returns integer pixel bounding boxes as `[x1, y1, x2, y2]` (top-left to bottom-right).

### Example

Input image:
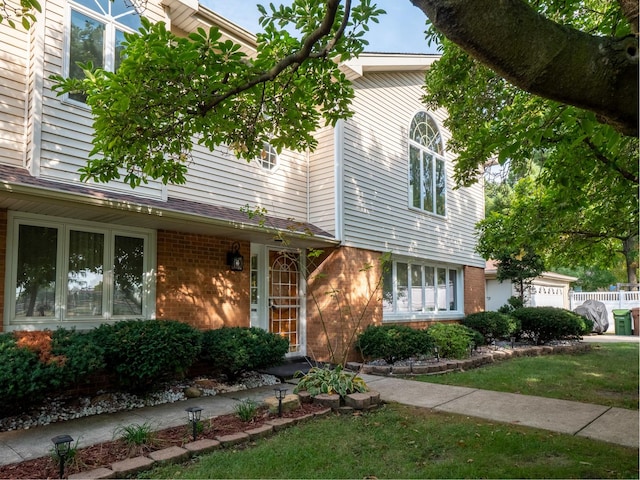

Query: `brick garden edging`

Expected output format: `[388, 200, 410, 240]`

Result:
[345, 343, 593, 376]
[67, 389, 385, 480]
[68, 407, 333, 479]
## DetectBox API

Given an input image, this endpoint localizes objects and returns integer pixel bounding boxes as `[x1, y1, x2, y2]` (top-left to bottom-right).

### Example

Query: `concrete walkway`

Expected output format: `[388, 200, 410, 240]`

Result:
[1, 339, 638, 467]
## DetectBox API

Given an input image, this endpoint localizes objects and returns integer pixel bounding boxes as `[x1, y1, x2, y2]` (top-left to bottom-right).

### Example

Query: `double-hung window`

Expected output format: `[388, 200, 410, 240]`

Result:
[7, 213, 154, 329]
[382, 259, 460, 319]
[408, 111, 446, 216]
[66, 0, 141, 103]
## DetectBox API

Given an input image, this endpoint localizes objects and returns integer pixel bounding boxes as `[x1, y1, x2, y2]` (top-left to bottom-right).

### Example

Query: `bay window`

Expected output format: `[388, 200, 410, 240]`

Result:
[7, 213, 154, 328]
[383, 259, 460, 319]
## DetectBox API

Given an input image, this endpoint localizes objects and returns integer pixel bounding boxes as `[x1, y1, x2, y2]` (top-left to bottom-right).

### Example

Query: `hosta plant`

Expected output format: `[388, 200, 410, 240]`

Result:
[293, 365, 368, 397]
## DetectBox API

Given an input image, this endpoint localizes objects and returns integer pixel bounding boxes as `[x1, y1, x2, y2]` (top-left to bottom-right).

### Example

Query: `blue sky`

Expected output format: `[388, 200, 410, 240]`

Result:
[201, 1, 437, 54]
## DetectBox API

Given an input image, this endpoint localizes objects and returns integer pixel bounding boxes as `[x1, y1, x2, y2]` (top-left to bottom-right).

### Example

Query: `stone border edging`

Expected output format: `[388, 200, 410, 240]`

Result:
[68, 407, 334, 479]
[346, 343, 593, 376]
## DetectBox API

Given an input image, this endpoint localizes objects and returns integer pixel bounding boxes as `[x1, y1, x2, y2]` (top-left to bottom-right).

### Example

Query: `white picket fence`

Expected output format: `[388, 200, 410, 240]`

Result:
[569, 290, 640, 333]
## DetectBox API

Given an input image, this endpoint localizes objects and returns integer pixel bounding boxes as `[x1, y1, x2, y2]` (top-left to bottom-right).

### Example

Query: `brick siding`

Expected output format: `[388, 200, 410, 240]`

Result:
[306, 246, 382, 363]
[156, 230, 250, 329]
[464, 265, 486, 314]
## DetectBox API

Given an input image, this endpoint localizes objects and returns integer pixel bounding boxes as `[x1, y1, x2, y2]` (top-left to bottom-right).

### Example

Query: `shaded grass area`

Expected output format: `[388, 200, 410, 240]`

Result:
[414, 343, 639, 410]
[141, 404, 638, 479]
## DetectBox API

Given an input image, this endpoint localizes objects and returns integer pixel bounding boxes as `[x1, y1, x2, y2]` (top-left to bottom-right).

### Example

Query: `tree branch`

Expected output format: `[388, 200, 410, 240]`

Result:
[412, 0, 639, 136]
[201, 0, 350, 114]
[583, 138, 640, 184]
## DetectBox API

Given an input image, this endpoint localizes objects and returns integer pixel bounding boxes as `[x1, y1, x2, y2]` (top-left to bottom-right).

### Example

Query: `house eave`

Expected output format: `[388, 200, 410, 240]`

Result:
[0, 169, 337, 249]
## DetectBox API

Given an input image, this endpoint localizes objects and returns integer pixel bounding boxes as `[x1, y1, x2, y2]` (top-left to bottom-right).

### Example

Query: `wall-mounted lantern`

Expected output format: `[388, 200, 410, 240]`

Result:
[227, 242, 244, 271]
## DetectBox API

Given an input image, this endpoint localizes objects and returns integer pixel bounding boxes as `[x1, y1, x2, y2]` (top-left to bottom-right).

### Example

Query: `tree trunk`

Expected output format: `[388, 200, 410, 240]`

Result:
[623, 236, 639, 284]
[410, 0, 639, 136]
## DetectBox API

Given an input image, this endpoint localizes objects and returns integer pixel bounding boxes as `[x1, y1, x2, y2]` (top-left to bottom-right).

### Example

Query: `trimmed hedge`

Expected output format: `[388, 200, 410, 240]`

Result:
[511, 307, 592, 344]
[355, 324, 433, 364]
[91, 319, 202, 391]
[461, 311, 519, 344]
[0, 329, 110, 415]
[200, 327, 289, 380]
[0, 333, 62, 415]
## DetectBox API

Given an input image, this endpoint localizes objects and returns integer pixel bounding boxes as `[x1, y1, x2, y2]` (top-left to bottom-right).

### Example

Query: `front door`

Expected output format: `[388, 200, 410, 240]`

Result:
[269, 251, 301, 354]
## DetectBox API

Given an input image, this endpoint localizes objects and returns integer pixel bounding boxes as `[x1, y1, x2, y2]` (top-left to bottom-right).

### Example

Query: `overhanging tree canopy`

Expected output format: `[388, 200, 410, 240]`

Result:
[44, 0, 638, 189]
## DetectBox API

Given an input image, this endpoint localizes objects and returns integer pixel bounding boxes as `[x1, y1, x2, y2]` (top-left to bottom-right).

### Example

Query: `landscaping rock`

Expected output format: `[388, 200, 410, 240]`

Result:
[69, 467, 115, 479]
[184, 438, 221, 455]
[264, 394, 300, 414]
[183, 387, 202, 398]
[297, 390, 313, 404]
[110, 456, 155, 476]
[148, 446, 189, 464]
[216, 432, 250, 446]
[265, 417, 296, 431]
[345, 392, 371, 410]
[313, 393, 341, 410]
[245, 424, 274, 440]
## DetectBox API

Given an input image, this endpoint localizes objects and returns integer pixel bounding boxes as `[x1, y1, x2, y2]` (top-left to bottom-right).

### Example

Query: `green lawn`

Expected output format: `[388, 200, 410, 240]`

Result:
[412, 343, 639, 410]
[141, 403, 639, 479]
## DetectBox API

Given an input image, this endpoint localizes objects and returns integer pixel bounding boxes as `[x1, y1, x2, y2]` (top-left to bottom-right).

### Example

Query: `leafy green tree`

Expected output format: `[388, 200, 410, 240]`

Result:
[555, 266, 619, 292]
[51, 2, 385, 187]
[424, 2, 638, 285]
[45, 0, 636, 187]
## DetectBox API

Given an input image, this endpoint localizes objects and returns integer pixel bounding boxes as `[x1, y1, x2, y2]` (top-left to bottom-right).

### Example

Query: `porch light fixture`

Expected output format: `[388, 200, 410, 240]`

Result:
[274, 387, 288, 417]
[227, 242, 244, 271]
[185, 406, 203, 441]
[51, 434, 73, 479]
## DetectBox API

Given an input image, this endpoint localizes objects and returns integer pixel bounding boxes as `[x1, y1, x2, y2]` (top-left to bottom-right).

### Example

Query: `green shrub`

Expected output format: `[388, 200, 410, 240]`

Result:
[92, 319, 202, 391]
[426, 323, 475, 359]
[355, 325, 433, 363]
[511, 307, 591, 344]
[293, 365, 368, 397]
[200, 327, 289, 380]
[498, 296, 525, 314]
[0, 333, 62, 415]
[461, 311, 519, 344]
[51, 328, 105, 385]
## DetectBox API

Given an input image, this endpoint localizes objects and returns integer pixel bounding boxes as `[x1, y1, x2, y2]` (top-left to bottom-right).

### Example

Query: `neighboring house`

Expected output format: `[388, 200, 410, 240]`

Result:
[0, 0, 485, 362]
[484, 261, 577, 311]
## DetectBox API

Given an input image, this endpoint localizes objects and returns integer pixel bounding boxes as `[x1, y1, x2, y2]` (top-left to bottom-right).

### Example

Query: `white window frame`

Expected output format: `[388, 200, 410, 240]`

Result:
[4, 212, 156, 331]
[256, 142, 279, 172]
[62, 0, 141, 107]
[382, 258, 462, 322]
[408, 111, 447, 217]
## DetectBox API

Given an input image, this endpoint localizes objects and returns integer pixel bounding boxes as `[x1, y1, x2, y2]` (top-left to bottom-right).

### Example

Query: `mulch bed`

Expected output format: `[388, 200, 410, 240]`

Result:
[0, 403, 327, 479]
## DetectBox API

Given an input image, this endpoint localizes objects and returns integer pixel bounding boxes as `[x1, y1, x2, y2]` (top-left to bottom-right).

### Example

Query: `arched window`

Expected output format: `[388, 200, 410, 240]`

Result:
[257, 142, 278, 171]
[408, 112, 446, 216]
[66, 0, 141, 103]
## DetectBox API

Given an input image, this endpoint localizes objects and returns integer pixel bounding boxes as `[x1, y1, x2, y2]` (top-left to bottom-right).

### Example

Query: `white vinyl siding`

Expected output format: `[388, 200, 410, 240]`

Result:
[308, 125, 337, 235]
[168, 143, 309, 222]
[0, 21, 29, 167]
[341, 71, 485, 268]
[34, 0, 166, 199]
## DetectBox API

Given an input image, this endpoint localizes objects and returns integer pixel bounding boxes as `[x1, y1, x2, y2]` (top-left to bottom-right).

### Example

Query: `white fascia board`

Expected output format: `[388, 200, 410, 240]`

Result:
[341, 53, 439, 79]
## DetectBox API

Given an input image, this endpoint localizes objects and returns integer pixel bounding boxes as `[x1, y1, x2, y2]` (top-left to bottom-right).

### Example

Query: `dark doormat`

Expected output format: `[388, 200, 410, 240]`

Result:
[260, 357, 325, 381]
